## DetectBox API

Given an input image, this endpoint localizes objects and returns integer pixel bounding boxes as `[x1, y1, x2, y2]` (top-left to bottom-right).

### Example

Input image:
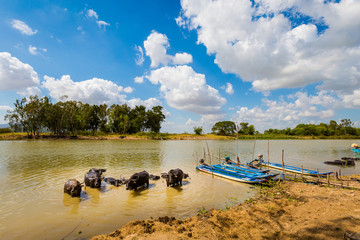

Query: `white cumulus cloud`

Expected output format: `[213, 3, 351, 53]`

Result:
[134, 76, 144, 84]
[127, 97, 162, 109]
[17, 86, 41, 97]
[225, 83, 234, 95]
[28, 45, 47, 55]
[233, 91, 340, 131]
[85, 9, 110, 31]
[134, 45, 144, 66]
[144, 30, 193, 68]
[0, 52, 40, 91]
[0, 105, 13, 111]
[172, 52, 193, 65]
[146, 65, 226, 115]
[178, 0, 360, 95]
[86, 9, 99, 19]
[42, 75, 131, 105]
[10, 19, 37, 35]
[0, 106, 13, 124]
[96, 20, 110, 30]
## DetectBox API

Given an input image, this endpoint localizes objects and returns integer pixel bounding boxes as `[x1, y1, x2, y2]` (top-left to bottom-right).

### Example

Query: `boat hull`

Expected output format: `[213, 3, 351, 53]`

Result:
[196, 165, 266, 184]
[352, 148, 360, 153]
[260, 161, 332, 176]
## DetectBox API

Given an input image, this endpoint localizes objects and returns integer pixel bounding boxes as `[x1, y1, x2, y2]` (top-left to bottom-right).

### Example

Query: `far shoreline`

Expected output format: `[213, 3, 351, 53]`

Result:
[1, 132, 360, 141]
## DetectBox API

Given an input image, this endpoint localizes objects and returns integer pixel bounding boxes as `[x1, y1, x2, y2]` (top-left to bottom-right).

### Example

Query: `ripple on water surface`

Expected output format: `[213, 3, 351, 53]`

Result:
[0, 140, 257, 240]
[1, 139, 358, 240]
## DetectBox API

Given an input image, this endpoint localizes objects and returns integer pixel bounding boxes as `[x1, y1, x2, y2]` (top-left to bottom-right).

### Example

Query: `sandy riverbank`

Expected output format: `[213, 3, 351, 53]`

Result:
[92, 177, 360, 240]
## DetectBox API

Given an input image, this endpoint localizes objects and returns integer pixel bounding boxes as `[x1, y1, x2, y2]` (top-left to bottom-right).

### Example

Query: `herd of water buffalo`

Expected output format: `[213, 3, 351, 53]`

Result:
[64, 168, 189, 197]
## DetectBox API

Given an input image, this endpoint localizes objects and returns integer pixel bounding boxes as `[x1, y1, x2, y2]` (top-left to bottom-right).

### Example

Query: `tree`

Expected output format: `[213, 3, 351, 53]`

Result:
[129, 105, 146, 134]
[247, 124, 255, 135]
[5, 96, 50, 137]
[108, 104, 131, 133]
[62, 100, 81, 136]
[145, 106, 165, 133]
[238, 122, 249, 134]
[329, 120, 338, 131]
[98, 104, 108, 132]
[340, 119, 353, 127]
[212, 121, 236, 135]
[194, 126, 203, 135]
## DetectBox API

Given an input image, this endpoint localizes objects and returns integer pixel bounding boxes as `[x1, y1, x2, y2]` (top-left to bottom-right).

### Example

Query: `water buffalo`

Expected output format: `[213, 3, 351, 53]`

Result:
[104, 177, 128, 187]
[163, 168, 184, 187]
[84, 168, 106, 188]
[149, 174, 160, 180]
[104, 177, 121, 187]
[126, 171, 149, 190]
[64, 179, 82, 197]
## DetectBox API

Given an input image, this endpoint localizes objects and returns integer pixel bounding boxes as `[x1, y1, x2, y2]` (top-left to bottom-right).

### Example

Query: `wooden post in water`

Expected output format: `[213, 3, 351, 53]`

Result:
[252, 138, 256, 161]
[205, 140, 213, 178]
[218, 148, 221, 164]
[317, 169, 320, 183]
[339, 168, 342, 179]
[267, 140, 270, 170]
[327, 173, 330, 186]
[301, 165, 304, 178]
[236, 123, 240, 166]
[282, 150, 285, 181]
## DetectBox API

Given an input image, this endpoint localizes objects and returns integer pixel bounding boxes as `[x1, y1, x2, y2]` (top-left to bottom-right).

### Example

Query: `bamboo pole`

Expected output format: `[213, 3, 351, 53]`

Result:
[205, 140, 213, 178]
[252, 138, 256, 161]
[327, 173, 330, 186]
[339, 168, 342, 178]
[267, 140, 270, 170]
[237, 139, 240, 165]
[196, 152, 198, 167]
[301, 165, 304, 178]
[317, 169, 320, 183]
[218, 148, 221, 164]
[282, 150, 285, 181]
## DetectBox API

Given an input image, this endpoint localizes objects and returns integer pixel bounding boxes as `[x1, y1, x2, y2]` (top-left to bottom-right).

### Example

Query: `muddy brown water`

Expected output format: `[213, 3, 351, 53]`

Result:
[0, 139, 359, 240]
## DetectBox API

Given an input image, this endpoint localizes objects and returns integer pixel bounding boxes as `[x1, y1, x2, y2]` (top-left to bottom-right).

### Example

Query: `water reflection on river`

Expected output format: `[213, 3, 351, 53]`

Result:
[0, 139, 359, 240]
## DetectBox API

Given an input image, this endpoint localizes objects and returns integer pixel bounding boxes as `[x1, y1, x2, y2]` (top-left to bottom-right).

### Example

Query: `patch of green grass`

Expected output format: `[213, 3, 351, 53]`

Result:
[246, 197, 254, 203]
[197, 207, 209, 215]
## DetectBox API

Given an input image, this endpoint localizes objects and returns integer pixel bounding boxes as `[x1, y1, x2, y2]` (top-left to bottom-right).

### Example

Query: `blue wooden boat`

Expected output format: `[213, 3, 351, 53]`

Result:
[211, 164, 278, 179]
[196, 165, 268, 184]
[219, 163, 279, 179]
[352, 148, 360, 153]
[222, 162, 269, 174]
[259, 160, 332, 176]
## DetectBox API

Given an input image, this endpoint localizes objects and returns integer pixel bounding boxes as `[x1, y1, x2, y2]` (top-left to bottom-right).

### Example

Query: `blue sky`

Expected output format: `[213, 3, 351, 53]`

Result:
[1, 0, 360, 133]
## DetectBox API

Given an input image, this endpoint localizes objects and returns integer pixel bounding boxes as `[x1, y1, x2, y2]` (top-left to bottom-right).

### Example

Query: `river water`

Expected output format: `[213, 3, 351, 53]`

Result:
[0, 139, 359, 240]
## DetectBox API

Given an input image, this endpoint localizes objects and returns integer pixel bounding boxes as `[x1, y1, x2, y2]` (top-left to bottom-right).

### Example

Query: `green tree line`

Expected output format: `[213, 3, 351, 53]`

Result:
[212, 119, 360, 137]
[212, 121, 256, 135]
[5, 95, 165, 137]
[264, 119, 359, 136]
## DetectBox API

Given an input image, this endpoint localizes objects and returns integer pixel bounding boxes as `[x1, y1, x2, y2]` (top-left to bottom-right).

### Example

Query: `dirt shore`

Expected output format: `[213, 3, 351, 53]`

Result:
[92, 178, 360, 240]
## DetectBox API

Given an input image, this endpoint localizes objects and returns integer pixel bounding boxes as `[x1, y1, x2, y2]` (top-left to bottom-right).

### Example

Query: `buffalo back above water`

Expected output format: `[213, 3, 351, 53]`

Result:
[126, 171, 149, 190]
[64, 179, 82, 197]
[84, 168, 106, 188]
[164, 168, 183, 187]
